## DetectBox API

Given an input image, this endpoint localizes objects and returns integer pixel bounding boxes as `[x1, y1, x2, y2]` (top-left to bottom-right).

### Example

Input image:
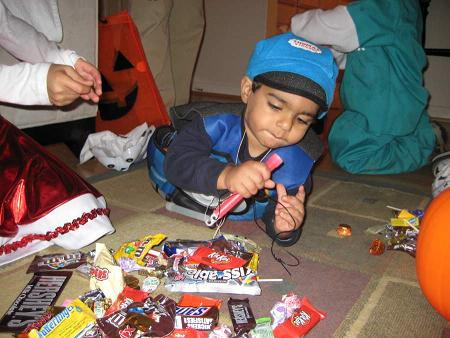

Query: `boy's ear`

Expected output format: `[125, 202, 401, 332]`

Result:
[240, 76, 253, 104]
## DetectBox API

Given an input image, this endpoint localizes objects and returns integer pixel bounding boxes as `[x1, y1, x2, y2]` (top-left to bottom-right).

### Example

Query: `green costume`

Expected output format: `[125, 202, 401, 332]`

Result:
[291, 0, 435, 174]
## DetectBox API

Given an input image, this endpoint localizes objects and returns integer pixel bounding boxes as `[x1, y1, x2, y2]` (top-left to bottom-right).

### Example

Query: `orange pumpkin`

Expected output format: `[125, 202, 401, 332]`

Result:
[416, 188, 450, 321]
[96, 11, 170, 134]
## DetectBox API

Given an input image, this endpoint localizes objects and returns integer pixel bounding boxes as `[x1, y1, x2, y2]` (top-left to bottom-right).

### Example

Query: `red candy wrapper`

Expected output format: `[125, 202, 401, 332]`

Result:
[188, 247, 247, 271]
[175, 294, 222, 331]
[166, 328, 209, 338]
[104, 286, 149, 316]
[273, 297, 326, 338]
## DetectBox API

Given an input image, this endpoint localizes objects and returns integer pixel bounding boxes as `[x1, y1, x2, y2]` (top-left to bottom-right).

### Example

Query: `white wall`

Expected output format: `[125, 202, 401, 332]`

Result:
[192, 0, 267, 96]
[423, 0, 450, 120]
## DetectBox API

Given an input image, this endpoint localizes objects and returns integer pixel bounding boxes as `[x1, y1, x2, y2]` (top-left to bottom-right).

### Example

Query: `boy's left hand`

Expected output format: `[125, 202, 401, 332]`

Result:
[274, 184, 305, 237]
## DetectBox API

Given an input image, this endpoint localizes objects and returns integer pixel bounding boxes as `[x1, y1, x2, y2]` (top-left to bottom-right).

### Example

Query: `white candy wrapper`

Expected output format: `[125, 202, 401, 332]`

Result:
[165, 256, 261, 296]
[80, 123, 155, 171]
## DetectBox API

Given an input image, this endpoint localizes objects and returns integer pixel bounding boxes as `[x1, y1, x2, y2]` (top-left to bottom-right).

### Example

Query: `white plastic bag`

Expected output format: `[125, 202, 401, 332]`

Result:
[80, 123, 155, 171]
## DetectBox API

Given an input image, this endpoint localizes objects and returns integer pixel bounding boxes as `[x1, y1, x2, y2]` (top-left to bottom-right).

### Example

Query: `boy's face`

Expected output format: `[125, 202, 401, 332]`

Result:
[241, 76, 320, 156]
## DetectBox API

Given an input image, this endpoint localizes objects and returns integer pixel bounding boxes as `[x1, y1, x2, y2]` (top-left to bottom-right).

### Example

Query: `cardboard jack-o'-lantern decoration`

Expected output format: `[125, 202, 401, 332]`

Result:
[96, 11, 170, 134]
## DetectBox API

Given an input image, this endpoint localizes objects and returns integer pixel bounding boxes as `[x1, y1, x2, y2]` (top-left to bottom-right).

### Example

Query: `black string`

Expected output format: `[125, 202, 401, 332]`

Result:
[213, 192, 300, 275]
[252, 195, 300, 276]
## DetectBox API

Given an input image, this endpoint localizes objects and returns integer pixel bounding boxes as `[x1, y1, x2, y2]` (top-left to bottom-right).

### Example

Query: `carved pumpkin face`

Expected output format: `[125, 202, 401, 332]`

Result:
[96, 12, 169, 134]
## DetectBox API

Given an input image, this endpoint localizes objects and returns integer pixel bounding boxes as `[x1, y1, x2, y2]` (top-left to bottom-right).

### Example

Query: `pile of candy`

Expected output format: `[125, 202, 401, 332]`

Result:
[370, 207, 424, 257]
[0, 233, 326, 337]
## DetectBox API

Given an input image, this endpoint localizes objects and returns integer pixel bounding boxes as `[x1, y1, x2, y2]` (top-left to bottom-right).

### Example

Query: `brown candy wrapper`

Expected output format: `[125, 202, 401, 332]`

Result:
[26, 252, 87, 273]
[0, 271, 72, 333]
[228, 298, 256, 335]
[97, 294, 176, 337]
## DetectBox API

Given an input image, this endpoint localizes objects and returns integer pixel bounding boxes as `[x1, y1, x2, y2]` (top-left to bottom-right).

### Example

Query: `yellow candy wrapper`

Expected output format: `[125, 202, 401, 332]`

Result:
[28, 299, 96, 338]
[114, 233, 166, 267]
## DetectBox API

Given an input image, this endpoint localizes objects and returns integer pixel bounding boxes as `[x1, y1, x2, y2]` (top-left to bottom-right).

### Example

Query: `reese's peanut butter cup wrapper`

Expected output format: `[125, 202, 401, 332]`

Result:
[26, 252, 87, 273]
[89, 243, 124, 302]
[228, 298, 256, 335]
[28, 299, 96, 338]
[0, 271, 72, 333]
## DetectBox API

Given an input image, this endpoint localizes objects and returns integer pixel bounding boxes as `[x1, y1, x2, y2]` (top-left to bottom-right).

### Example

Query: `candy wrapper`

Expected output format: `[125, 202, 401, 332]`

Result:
[228, 298, 256, 335]
[105, 286, 149, 316]
[272, 297, 326, 337]
[28, 299, 97, 338]
[175, 294, 222, 331]
[90, 243, 124, 302]
[165, 255, 261, 296]
[26, 252, 87, 273]
[382, 207, 423, 257]
[114, 233, 167, 270]
[0, 271, 72, 333]
[163, 235, 260, 272]
[188, 247, 248, 271]
[163, 239, 214, 257]
[97, 294, 176, 337]
[249, 317, 274, 338]
[384, 225, 418, 257]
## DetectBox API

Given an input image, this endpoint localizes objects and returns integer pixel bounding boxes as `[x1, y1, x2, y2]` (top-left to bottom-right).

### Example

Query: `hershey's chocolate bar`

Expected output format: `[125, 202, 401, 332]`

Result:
[0, 271, 72, 332]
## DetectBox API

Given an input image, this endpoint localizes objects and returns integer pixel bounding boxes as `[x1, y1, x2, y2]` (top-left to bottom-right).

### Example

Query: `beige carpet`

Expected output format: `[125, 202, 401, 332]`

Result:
[0, 164, 449, 337]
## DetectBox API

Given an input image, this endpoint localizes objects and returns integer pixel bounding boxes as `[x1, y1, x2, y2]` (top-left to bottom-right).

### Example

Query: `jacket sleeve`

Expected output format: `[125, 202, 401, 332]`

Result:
[0, 1, 79, 66]
[290, 5, 358, 69]
[0, 1, 82, 105]
[164, 114, 229, 195]
[0, 63, 51, 105]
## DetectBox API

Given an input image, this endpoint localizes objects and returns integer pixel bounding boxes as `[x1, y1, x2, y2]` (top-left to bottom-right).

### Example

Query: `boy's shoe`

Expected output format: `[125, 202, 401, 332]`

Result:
[431, 121, 448, 153]
[431, 151, 450, 197]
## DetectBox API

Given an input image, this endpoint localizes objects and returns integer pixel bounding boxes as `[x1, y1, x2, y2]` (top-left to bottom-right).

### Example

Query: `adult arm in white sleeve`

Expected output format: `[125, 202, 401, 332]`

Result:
[291, 5, 359, 68]
[0, 63, 51, 105]
[0, 1, 80, 67]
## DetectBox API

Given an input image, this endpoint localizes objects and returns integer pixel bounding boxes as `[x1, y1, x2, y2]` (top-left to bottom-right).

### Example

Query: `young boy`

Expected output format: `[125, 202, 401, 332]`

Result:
[154, 32, 337, 246]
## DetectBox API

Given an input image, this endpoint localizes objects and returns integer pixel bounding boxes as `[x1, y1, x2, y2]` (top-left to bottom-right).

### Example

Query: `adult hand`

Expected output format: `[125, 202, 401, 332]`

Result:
[274, 184, 305, 237]
[74, 59, 102, 103]
[47, 64, 93, 106]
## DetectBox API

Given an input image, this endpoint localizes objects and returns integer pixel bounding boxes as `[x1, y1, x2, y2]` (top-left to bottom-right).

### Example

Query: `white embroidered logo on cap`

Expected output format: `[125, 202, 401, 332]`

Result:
[288, 39, 322, 54]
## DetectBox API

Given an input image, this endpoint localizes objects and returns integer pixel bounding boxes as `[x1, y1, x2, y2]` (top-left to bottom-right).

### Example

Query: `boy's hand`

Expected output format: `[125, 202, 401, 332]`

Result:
[218, 160, 276, 198]
[274, 184, 305, 237]
[74, 59, 102, 103]
[47, 64, 93, 106]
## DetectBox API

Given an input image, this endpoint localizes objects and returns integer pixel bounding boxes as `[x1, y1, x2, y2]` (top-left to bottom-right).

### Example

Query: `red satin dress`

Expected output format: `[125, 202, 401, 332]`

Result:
[0, 116, 114, 265]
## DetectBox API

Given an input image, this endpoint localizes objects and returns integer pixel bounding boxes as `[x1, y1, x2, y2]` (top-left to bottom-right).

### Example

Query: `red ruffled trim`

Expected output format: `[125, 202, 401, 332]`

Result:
[0, 207, 110, 256]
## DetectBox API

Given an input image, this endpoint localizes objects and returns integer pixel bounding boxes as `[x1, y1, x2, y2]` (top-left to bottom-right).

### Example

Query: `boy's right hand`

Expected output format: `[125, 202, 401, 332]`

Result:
[217, 160, 276, 198]
[47, 64, 93, 106]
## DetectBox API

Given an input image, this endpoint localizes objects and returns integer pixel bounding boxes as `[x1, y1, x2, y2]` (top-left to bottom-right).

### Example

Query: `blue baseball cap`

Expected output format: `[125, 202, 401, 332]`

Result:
[246, 33, 338, 118]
